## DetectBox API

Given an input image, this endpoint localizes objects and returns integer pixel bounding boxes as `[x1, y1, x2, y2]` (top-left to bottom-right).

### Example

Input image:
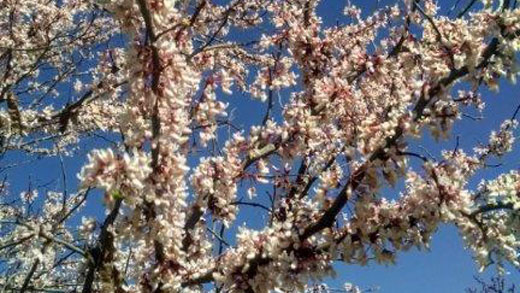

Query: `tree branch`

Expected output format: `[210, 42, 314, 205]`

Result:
[81, 198, 122, 293]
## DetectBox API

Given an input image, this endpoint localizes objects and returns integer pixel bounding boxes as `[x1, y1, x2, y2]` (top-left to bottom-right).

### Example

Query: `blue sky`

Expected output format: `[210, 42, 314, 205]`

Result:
[2, 0, 519, 291]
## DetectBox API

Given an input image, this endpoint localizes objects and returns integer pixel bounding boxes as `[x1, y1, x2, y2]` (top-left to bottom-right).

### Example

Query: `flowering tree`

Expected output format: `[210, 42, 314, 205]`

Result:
[467, 275, 516, 293]
[1, 0, 520, 292]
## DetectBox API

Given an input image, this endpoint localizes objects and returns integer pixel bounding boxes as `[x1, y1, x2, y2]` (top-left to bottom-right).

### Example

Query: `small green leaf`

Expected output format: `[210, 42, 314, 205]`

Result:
[111, 190, 124, 200]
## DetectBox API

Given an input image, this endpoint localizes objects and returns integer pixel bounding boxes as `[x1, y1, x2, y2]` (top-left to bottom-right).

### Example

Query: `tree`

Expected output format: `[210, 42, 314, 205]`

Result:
[467, 275, 516, 293]
[0, 0, 519, 292]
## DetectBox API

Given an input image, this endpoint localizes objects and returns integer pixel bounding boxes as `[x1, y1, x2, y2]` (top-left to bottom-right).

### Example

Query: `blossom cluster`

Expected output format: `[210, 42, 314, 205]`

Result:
[78, 149, 152, 204]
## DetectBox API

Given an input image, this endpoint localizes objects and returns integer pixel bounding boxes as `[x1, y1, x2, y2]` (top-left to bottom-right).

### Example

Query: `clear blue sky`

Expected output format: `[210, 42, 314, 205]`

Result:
[2, 0, 519, 292]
